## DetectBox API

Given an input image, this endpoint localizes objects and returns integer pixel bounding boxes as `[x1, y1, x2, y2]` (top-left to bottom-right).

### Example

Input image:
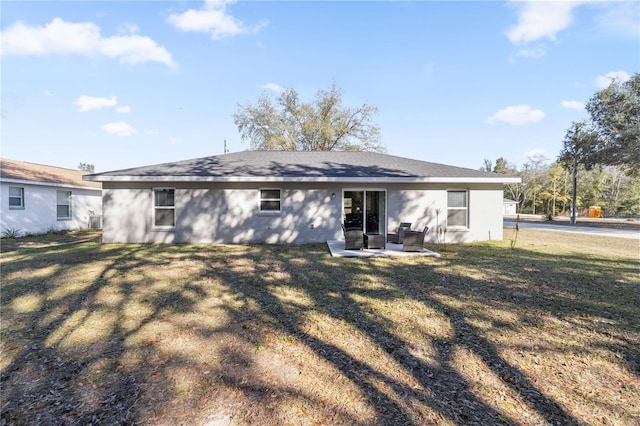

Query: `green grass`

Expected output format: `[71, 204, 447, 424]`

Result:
[1, 229, 638, 425]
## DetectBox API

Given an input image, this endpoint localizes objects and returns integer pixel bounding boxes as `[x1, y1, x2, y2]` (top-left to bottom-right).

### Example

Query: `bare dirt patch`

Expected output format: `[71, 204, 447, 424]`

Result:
[1, 229, 638, 425]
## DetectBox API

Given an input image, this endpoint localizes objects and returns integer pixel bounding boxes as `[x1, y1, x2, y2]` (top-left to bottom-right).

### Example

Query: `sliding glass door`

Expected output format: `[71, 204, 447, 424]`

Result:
[343, 190, 386, 235]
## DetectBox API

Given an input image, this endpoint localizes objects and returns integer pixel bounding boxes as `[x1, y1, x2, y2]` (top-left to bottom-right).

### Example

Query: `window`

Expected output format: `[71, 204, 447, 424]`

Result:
[259, 189, 281, 213]
[56, 190, 72, 220]
[9, 187, 24, 209]
[447, 190, 468, 228]
[153, 188, 175, 228]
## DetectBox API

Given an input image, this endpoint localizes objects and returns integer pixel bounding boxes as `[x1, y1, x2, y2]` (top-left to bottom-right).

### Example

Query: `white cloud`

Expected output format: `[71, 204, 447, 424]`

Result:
[525, 149, 550, 163]
[102, 121, 137, 136]
[260, 82, 284, 93]
[561, 100, 585, 110]
[41, 90, 52, 96]
[595, 1, 640, 38]
[74, 95, 117, 112]
[506, 1, 580, 45]
[0, 18, 176, 68]
[596, 70, 631, 88]
[117, 22, 140, 35]
[169, 137, 183, 145]
[115, 105, 131, 114]
[515, 46, 546, 59]
[167, 0, 267, 40]
[486, 105, 546, 125]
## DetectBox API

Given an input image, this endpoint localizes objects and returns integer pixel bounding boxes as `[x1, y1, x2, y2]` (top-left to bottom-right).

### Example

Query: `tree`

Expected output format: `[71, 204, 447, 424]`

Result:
[562, 74, 640, 175]
[559, 122, 595, 223]
[78, 162, 95, 173]
[480, 158, 493, 172]
[485, 157, 523, 207]
[233, 82, 384, 152]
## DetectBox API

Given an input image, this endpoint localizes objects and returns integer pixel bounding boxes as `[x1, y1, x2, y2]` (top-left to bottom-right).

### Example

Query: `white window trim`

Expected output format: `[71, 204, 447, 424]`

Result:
[56, 190, 72, 221]
[152, 187, 176, 230]
[446, 189, 469, 229]
[258, 188, 282, 215]
[9, 186, 25, 210]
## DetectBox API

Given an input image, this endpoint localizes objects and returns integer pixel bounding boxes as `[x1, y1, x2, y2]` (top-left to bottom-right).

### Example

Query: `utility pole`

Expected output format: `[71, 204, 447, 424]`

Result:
[571, 157, 577, 225]
[224, 139, 229, 154]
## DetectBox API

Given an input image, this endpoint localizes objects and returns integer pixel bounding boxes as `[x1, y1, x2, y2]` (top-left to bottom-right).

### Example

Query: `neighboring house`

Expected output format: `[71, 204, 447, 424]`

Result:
[85, 151, 521, 245]
[0, 158, 102, 236]
[503, 199, 518, 216]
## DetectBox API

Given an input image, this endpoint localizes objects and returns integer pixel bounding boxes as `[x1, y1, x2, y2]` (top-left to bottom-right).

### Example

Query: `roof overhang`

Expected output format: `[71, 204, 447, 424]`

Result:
[84, 175, 522, 184]
[3, 177, 102, 191]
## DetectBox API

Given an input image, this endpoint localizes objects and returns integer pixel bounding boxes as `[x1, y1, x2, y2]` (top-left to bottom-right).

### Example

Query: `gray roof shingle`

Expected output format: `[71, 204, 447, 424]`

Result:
[85, 151, 519, 183]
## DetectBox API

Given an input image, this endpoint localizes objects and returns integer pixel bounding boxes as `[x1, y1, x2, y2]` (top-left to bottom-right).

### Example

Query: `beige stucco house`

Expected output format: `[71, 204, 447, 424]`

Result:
[84, 151, 520, 244]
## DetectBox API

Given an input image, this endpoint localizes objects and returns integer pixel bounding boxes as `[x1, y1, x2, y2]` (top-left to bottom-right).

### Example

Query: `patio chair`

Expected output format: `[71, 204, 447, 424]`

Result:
[403, 226, 429, 252]
[342, 224, 364, 250]
[387, 222, 412, 244]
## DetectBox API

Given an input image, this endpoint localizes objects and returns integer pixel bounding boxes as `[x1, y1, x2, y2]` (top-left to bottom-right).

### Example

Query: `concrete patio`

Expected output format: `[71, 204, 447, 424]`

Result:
[327, 240, 441, 258]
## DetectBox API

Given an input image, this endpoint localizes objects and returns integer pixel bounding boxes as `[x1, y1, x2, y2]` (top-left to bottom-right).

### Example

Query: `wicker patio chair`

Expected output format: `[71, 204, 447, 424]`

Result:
[342, 224, 364, 250]
[403, 226, 429, 252]
[387, 222, 412, 244]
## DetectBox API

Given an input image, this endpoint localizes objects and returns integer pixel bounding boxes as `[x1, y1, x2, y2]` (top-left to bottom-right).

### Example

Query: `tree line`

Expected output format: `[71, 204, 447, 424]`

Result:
[485, 73, 640, 218]
[481, 157, 640, 217]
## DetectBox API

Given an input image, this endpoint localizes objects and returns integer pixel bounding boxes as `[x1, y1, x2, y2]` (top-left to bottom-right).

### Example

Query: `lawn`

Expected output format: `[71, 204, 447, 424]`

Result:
[1, 229, 638, 425]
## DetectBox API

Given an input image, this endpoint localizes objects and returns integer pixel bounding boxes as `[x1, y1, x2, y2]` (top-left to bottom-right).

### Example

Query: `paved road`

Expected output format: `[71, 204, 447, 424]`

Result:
[504, 220, 640, 241]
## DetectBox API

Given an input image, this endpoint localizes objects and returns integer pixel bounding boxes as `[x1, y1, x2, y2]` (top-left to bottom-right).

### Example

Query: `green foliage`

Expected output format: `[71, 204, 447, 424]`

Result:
[586, 74, 640, 173]
[485, 157, 640, 217]
[560, 74, 640, 176]
[233, 82, 384, 152]
[1, 227, 22, 239]
[78, 162, 95, 173]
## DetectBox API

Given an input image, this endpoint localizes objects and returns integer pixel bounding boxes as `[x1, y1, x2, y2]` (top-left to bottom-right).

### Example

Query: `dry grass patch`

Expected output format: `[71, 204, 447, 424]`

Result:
[1, 229, 638, 425]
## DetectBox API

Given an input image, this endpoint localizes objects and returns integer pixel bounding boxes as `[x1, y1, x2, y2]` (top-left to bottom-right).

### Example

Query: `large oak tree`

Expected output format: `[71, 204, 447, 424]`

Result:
[233, 82, 384, 152]
[560, 74, 640, 176]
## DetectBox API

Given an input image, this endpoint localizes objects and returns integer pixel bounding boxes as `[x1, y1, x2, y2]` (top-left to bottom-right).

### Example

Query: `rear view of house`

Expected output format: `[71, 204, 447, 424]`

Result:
[85, 151, 520, 245]
[0, 158, 102, 237]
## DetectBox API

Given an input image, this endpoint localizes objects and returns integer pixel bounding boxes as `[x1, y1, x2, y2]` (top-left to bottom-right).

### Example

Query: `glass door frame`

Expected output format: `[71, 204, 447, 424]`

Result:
[342, 188, 387, 235]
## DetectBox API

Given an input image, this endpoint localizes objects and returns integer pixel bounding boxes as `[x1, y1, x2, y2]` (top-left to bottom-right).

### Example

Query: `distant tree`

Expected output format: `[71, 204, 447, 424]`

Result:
[559, 122, 599, 223]
[492, 157, 512, 175]
[480, 158, 493, 172]
[233, 82, 384, 152]
[486, 157, 523, 206]
[78, 163, 95, 173]
[560, 74, 639, 176]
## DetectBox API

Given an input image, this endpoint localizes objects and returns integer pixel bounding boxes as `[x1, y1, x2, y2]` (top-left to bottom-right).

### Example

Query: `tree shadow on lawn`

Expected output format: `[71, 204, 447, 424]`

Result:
[205, 248, 589, 425]
[1, 234, 638, 425]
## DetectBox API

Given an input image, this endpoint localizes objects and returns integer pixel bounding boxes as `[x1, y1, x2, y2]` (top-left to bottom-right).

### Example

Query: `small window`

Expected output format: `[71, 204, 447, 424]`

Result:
[259, 189, 281, 213]
[9, 187, 24, 209]
[447, 190, 468, 228]
[57, 190, 72, 220]
[153, 188, 175, 228]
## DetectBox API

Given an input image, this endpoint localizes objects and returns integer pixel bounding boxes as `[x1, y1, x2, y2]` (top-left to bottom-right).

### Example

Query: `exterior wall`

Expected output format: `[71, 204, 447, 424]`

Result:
[102, 181, 506, 244]
[0, 181, 102, 236]
[386, 183, 505, 243]
[102, 182, 344, 244]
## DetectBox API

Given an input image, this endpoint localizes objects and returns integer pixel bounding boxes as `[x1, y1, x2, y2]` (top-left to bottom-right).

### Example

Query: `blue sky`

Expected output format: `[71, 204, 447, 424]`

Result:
[1, 1, 638, 173]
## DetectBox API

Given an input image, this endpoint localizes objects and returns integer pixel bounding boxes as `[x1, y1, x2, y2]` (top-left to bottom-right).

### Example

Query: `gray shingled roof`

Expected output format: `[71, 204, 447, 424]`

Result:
[85, 151, 519, 183]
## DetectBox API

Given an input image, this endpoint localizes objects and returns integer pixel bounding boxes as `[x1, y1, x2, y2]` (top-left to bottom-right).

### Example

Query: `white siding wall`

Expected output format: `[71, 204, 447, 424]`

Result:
[0, 182, 102, 236]
[101, 182, 506, 244]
